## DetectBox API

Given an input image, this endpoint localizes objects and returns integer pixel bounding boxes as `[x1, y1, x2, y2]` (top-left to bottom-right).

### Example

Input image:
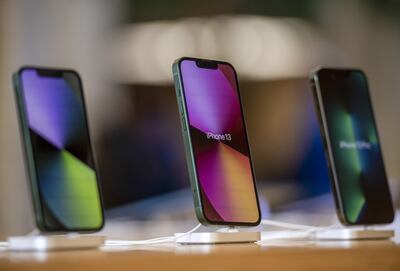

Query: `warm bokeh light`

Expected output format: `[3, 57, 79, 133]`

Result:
[112, 15, 333, 84]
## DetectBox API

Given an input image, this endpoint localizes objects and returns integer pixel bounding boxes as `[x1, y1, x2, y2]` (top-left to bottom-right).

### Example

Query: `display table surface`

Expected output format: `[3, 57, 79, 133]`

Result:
[0, 236, 399, 271]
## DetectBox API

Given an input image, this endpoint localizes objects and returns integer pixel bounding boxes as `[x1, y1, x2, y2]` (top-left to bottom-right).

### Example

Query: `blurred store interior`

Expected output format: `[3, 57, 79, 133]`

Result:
[0, 0, 400, 239]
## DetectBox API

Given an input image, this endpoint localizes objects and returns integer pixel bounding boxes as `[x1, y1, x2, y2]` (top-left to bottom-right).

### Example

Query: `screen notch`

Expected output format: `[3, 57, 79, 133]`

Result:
[195, 59, 218, 69]
[37, 69, 63, 78]
[330, 70, 351, 80]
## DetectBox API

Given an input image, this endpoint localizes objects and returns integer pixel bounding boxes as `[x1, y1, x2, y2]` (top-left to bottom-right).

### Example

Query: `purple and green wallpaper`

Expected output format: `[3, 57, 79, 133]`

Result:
[20, 69, 102, 230]
[180, 60, 259, 223]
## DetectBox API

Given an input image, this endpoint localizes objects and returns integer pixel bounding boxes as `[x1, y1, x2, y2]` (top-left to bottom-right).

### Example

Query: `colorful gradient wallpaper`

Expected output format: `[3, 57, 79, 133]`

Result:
[180, 60, 260, 223]
[317, 69, 393, 224]
[19, 69, 103, 230]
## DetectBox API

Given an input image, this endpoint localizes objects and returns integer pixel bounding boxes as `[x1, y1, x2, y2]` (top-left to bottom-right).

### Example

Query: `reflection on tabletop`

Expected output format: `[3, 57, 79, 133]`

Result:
[97, 192, 399, 253]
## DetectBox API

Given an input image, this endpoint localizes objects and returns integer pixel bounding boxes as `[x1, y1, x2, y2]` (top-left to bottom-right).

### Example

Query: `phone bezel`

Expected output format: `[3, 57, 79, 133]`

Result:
[310, 67, 394, 226]
[174, 57, 261, 227]
[13, 66, 105, 233]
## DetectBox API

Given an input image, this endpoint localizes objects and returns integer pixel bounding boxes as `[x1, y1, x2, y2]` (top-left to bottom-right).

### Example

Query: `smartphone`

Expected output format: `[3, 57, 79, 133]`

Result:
[172, 57, 261, 226]
[13, 67, 104, 232]
[311, 67, 394, 225]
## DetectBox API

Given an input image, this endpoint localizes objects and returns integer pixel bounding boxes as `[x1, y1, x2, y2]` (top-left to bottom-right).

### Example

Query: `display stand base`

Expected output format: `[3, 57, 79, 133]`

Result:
[175, 230, 260, 244]
[314, 228, 394, 241]
[7, 234, 105, 251]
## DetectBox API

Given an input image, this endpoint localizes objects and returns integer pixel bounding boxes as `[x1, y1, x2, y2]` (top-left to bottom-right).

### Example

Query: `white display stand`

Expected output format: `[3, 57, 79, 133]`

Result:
[7, 233, 105, 251]
[175, 227, 260, 244]
[260, 227, 395, 242]
[313, 228, 394, 241]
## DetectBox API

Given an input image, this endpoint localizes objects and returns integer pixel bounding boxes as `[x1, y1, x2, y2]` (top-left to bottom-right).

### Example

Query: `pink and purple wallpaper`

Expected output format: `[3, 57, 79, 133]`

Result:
[180, 59, 259, 223]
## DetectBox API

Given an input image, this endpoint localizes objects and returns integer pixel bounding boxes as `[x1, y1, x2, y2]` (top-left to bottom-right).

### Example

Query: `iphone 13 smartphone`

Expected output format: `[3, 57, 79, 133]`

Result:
[311, 67, 394, 225]
[13, 67, 104, 232]
[172, 57, 261, 226]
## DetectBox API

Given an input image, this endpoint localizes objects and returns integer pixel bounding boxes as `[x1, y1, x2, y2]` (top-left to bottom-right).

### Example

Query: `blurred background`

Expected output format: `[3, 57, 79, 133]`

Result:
[0, 0, 400, 239]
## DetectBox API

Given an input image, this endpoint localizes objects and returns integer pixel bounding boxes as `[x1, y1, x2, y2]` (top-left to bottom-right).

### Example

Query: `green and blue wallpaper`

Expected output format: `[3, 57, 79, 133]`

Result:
[20, 69, 103, 230]
[318, 69, 393, 224]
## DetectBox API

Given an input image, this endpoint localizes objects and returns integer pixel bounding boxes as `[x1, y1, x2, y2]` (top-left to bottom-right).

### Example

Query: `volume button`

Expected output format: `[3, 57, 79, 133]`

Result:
[173, 74, 181, 97]
[181, 116, 187, 131]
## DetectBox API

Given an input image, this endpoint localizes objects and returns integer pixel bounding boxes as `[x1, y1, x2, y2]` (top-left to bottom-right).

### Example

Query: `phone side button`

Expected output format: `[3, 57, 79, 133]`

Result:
[181, 117, 187, 131]
[179, 101, 184, 115]
[173, 75, 181, 96]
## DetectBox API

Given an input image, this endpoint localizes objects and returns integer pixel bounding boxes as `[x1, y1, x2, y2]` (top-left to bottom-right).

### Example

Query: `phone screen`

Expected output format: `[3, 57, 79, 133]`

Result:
[315, 69, 393, 224]
[179, 59, 260, 224]
[17, 68, 103, 230]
